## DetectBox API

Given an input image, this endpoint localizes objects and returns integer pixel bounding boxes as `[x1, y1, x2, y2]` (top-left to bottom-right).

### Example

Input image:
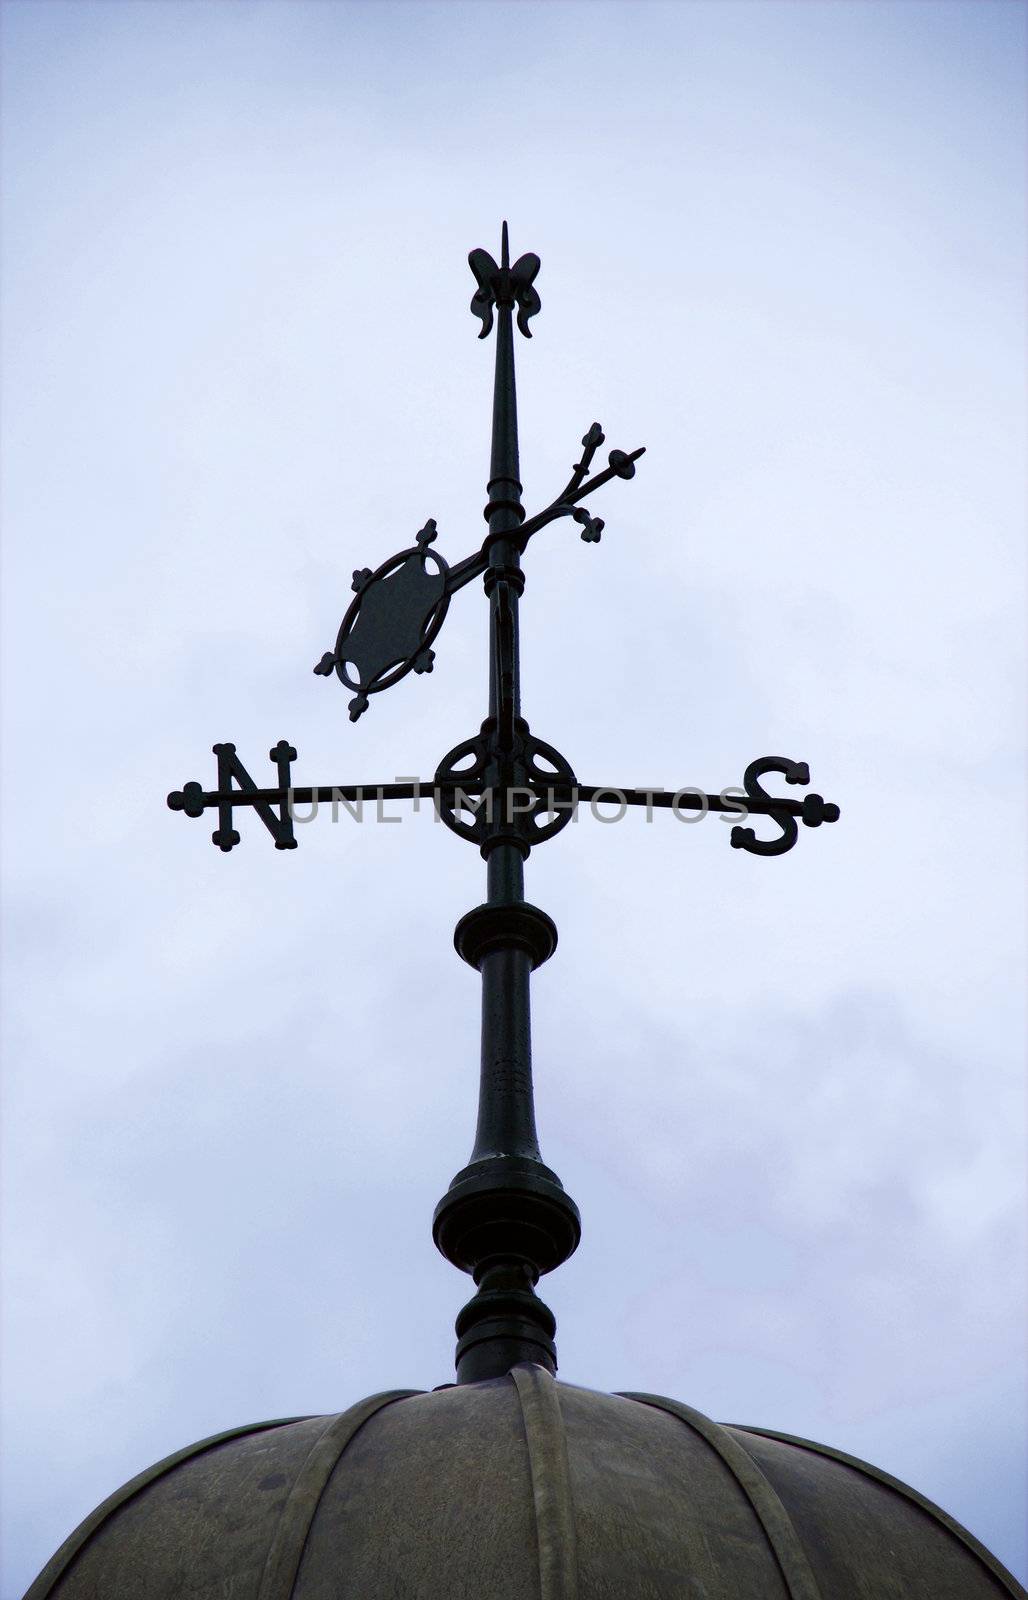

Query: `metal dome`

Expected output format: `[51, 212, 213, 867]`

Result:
[27, 1365, 1025, 1600]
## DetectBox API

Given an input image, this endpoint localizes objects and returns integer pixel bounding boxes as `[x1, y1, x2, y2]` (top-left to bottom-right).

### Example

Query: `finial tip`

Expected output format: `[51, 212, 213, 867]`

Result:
[501, 221, 509, 269]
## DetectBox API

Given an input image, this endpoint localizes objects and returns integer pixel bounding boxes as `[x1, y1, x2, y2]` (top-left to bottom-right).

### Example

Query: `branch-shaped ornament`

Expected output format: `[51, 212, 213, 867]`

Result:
[513, 423, 645, 552]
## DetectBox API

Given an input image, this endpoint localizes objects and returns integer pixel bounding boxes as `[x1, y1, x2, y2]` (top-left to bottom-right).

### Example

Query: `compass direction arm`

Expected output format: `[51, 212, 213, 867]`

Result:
[191, 741, 300, 852]
[168, 767, 839, 856]
[590, 781, 836, 832]
[432, 763, 835, 857]
[168, 742, 299, 851]
[725, 756, 840, 857]
[570, 763, 839, 856]
[167, 755, 490, 848]
[573, 785, 793, 817]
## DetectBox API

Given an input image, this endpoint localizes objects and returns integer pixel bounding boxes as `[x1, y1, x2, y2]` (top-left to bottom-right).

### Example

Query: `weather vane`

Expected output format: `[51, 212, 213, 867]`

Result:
[167, 223, 840, 1381]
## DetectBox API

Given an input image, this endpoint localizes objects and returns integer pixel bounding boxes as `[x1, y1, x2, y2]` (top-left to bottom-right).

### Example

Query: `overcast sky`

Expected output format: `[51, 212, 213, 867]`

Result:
[2, 1, 1025, 1593]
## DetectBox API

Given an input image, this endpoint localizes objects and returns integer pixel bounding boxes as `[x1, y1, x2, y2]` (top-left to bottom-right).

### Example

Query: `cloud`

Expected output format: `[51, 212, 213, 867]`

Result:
[2, 1, 1024, 1593]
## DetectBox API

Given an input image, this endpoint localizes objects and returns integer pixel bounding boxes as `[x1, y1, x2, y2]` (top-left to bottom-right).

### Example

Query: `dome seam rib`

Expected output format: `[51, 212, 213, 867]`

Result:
[255, 1390, 424, 1600]
[24, 1416, 309, 1600]
[729, 1424, 1028, 1600]
[619, 1393, 824, 1600]
[510, 1365, 580, 1600]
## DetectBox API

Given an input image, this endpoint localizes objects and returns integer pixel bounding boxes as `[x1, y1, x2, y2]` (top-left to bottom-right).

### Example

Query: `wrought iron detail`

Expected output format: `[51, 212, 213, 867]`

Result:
[433, 718, 578, 856]
[309, 420, 645, 722]
[730, 757, 840, 858]
[168, 228, 842, 1386]
[168, 741, 297, 852]
[166, 753, 838, 858]
[314, 520, 450, 721]
[433, 1159, 581, 1281]
[454, 902, 558, 971]
[469, 221, 541, 340]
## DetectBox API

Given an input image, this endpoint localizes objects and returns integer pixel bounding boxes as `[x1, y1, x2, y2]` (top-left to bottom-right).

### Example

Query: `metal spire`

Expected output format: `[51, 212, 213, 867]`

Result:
[167, 229, 840, 1383]
[433, 227, 579, 1380]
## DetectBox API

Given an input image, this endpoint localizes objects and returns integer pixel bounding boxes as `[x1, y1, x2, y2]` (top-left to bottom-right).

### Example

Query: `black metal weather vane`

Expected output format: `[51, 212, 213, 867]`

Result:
[168, 226, 839, 1381]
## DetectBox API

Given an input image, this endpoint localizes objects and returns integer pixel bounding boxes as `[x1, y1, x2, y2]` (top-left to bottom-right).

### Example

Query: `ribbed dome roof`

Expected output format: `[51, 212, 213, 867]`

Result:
[27, 1365, 1025, 1600]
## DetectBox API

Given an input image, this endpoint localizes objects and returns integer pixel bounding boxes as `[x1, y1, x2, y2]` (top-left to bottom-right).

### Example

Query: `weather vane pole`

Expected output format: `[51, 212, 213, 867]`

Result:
[168, 227, 839, 1382]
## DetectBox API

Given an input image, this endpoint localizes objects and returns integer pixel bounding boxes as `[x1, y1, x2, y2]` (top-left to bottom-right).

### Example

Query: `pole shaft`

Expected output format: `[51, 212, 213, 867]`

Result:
[434, 234, 580, 1384]
[477, 294, 537, 1163]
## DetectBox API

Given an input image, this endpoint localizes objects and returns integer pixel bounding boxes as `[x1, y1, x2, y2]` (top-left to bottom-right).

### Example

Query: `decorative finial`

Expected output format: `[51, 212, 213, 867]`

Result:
[469, 224, 541, 339]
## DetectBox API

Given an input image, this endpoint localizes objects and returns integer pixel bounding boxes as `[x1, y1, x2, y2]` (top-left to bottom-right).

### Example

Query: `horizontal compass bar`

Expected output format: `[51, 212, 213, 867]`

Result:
[168, 781, 817, 819]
